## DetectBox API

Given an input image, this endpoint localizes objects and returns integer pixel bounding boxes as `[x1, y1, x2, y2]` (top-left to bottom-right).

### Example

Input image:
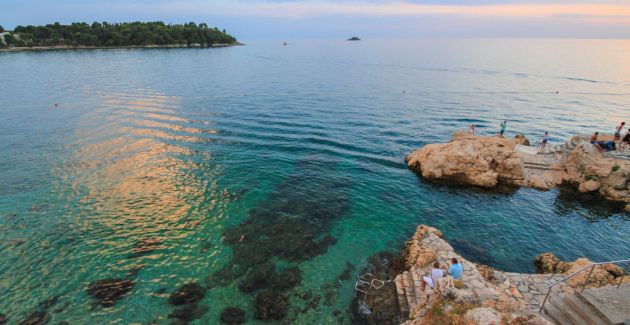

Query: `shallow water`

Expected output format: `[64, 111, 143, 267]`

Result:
[1, 39, 629, 324]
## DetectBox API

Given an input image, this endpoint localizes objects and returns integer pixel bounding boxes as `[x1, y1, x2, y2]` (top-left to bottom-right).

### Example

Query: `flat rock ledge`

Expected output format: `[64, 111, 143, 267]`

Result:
[393, 225, 630, 325]
[406, 131, 630, 211]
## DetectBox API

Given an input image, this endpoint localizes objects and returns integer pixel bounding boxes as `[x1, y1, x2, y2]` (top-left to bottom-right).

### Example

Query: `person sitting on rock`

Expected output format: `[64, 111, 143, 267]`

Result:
[422, 261, 444, 290]
[448, 258, 463, 280]
[590, 132, 605, 152]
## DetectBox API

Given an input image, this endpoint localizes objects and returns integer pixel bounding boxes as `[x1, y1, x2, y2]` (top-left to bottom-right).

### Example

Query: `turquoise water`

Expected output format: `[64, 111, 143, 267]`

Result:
[1, 39, 629, 324]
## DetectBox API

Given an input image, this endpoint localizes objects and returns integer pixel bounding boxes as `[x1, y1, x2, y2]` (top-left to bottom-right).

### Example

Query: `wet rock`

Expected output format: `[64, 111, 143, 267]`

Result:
[87, 278, 134, 307]
[0, 314, 7, 324]
[534, 253, 629, 288]
[18, 311, 49, 325]
[350, 251, 402, 325]
[238, 262, 276, 293]
[534, 253, 570, 274]
[169, 282, 207, 305]
[168, 303, 208, 323]
[220, 307, 246, 324]
[254, 290, 288, 320]
[272, 267, 302, 290]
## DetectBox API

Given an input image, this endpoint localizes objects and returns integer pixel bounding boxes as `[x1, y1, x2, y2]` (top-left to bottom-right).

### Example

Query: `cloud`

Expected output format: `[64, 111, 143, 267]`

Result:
[103, 0, 630, 24]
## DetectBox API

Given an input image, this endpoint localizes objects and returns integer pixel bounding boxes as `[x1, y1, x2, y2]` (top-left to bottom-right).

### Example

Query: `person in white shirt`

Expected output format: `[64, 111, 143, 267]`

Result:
[422, 261, 445, 290]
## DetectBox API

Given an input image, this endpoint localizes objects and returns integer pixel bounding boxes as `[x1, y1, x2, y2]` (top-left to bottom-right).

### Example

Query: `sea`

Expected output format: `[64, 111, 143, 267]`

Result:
[1, 39, 629, 324]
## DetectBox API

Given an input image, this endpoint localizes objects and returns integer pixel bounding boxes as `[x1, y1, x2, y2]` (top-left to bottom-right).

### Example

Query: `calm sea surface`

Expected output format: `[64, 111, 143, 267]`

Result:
[1, 39, 629, 324]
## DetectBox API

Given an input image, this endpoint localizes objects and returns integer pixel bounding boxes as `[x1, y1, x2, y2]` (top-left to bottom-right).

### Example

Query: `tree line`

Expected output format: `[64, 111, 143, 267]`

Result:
[1, 22, 237, 47]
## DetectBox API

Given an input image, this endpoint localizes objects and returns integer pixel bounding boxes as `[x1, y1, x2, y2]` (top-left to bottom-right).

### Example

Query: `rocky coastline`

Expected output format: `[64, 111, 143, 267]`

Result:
[405, 131, 630, 212]
[352, 224, 630, 325]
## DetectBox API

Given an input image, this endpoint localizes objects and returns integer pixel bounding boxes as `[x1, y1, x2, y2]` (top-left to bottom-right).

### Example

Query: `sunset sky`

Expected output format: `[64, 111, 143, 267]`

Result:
[2, 0, 630, 39]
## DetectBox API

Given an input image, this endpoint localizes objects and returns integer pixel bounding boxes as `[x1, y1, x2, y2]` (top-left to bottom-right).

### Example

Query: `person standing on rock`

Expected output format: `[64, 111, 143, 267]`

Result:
[538, 132, 549, 151]
[500, 120, 507, 137]
[614, 122, 625, 141]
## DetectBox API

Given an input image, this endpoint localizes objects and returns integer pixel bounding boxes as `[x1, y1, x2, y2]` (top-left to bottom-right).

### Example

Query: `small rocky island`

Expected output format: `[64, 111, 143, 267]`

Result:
[347, 36, 361, 41]
[352, 225, 630, 325]
[405, 131, 630, 212]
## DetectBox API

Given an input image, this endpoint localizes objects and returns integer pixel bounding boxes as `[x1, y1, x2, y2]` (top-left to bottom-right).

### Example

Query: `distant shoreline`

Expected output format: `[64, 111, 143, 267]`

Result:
[0, 42, 243, 53]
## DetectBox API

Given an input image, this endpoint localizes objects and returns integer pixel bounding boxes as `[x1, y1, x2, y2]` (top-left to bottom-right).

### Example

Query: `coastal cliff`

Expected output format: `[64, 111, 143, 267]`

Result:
[406, 131, 630, 211]
[353, 225, 629, 325]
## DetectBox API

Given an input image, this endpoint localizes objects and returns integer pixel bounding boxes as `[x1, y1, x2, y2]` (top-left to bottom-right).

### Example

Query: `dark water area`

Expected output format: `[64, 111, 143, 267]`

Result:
[0, 39, 629, 323]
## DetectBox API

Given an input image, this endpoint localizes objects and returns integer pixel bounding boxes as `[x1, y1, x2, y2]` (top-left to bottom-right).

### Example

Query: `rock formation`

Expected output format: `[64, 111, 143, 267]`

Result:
[534, 252, 629, 288]
[406, 131, 526, 188]
[406, 131, 630, 209]
[389, 224, 626, 325]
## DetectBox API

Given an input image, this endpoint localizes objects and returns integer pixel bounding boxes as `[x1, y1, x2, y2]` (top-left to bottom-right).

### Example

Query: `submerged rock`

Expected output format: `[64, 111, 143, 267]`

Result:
[238, 262, 276, 293]
[18, 312, 49, 325]
[254, 290, 288, 320]
[0, 314, 7, 324]
[272, 267, 302, 290]
[87, 278, 134, 307]
[168, 303, 208, 323]
[169, 282, 207, 305]
[220, 307, 246, 324]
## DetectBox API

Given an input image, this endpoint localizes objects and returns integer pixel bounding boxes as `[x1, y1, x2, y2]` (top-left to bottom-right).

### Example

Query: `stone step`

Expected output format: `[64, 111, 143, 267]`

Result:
[563, 293, 610, 325]
[580, 284, 630, 325]
[544, 295, 575, 325]
[401, 271, 416, 312]
[544, 293, 613, 325]
[394, 274, 409, 319]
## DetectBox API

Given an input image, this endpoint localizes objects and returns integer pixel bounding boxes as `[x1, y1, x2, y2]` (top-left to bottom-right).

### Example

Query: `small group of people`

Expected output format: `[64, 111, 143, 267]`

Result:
[591, 121, 629, 152]
[468, 120, 630, 153]
[468, 120, 508, 137]
[421, 258, 463, 290]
